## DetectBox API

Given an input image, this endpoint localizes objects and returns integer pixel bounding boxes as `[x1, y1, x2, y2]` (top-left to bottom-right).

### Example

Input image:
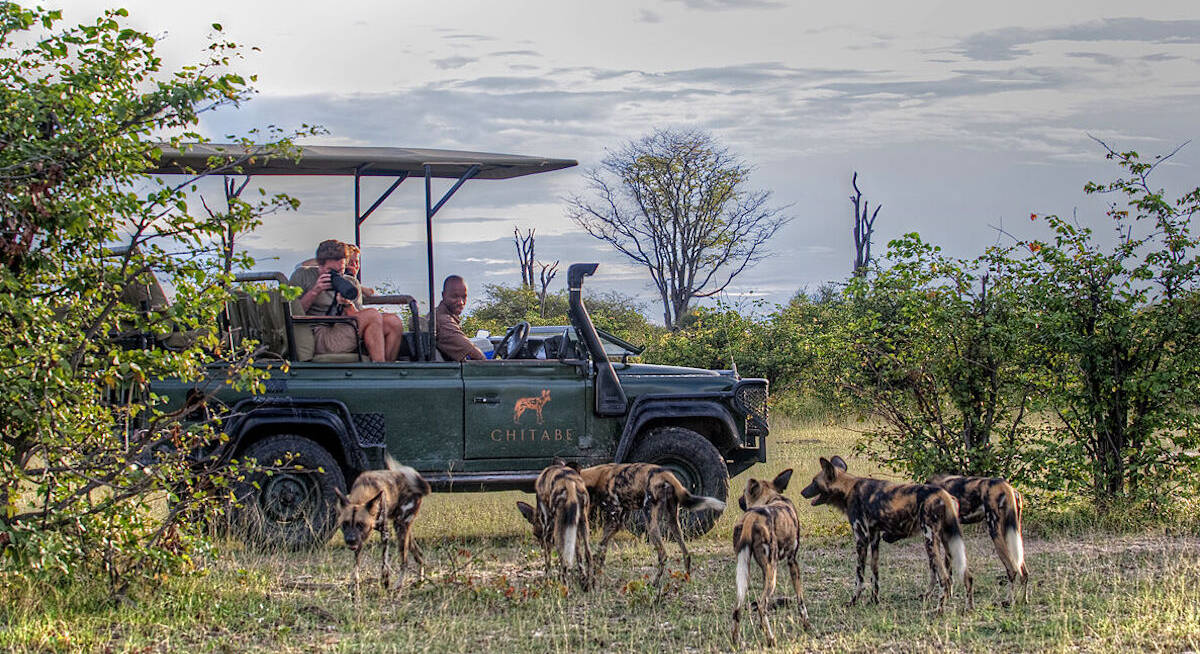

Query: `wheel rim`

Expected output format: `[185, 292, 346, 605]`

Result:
[657, 457, 703, 495]
[259, 471, 319, 525]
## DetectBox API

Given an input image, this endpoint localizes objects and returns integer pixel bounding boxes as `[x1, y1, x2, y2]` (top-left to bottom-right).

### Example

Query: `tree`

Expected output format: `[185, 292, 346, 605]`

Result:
[513, 227, 535, 287]
[819, 235, 1041, 480]
[851, 172, 880, 277]
[0, 5, 304, 591]
[567, 128, 791, 330]
[537, 259, 559, 317]
[1023, 142, 1200, 503]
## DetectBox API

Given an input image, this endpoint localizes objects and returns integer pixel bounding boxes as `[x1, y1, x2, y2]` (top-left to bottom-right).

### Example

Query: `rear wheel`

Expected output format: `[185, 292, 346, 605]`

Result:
[230, 434, 346, 550]
[628, 426, 729, 537]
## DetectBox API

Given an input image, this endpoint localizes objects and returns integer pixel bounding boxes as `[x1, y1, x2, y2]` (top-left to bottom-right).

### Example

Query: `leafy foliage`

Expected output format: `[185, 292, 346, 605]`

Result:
[0, 5, 304, 592]
[1020, 144, 1200, 502]
[463, 283, 658, 345]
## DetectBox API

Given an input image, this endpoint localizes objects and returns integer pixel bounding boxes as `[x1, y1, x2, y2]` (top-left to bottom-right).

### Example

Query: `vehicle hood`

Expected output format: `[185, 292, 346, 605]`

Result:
[615, 363, 722, 377]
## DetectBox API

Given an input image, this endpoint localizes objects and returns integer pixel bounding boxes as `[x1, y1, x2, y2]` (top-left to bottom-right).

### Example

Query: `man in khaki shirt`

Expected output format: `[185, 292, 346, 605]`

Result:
[434, 275, 489, 361]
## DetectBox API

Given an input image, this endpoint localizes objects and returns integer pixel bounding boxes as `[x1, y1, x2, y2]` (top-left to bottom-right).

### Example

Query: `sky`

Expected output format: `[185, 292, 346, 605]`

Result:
[59, 0, 1200, 319]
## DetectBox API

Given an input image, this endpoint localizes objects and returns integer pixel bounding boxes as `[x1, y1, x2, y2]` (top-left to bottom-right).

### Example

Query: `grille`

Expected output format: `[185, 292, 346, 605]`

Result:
[352, 412, 387, 447]
[733, 381, 769, 443]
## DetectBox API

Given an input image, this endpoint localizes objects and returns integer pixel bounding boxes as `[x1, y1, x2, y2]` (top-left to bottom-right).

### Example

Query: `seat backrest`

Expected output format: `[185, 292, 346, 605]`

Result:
[224, 285, 292, 359]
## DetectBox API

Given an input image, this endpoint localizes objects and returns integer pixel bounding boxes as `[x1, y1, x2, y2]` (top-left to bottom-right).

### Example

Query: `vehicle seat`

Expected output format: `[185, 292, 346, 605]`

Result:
[225, 282, 365, 363]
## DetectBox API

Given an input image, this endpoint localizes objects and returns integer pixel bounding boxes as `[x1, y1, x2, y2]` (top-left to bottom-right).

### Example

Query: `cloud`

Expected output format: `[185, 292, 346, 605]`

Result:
[637, 9, 662, 23]
[433, 56, 477, 70]
[1064, 51, 1123, 67]
[956, 18, 1200, 62]
[490, 49, 540, 57]
[668, 0, 784, 10]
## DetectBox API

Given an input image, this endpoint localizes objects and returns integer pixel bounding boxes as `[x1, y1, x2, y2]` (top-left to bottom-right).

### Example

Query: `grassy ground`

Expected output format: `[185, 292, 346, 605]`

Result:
[4, 420, 1199, 653]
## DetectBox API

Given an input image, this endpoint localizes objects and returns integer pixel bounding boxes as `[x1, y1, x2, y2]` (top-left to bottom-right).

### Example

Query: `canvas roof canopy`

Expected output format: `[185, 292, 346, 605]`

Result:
[146, 143, 577, 179]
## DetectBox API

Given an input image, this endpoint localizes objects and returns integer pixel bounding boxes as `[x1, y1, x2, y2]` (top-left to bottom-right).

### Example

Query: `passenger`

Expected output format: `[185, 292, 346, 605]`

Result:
[290, 240, 404, 362]
[434, 275, 489, 361]
[343, 244, 376, 299]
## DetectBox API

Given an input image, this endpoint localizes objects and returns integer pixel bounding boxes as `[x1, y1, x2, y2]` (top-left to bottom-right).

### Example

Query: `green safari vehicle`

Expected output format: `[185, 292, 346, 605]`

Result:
[146, 144, 770, 548]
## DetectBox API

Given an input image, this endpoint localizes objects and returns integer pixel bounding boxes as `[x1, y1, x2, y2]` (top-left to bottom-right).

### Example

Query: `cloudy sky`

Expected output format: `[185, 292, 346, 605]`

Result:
[62, 0, 1200, 318]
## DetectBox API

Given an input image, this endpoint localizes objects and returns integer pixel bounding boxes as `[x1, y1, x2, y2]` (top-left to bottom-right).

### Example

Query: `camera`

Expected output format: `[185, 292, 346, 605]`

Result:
[327, 270, 359, 301]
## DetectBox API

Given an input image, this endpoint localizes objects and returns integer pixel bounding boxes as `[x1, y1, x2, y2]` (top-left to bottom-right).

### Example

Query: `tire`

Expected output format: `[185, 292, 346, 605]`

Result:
[230, 434, 346, 551]
[627, 426, 729, 537]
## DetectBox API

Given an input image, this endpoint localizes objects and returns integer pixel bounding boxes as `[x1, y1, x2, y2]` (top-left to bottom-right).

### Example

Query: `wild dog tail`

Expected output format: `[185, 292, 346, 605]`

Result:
[680, 490, 726, 513]
[658, 473, 726, 513]
[1003, 484, 1025, 570]
[557, 499, 579, 568]
[386, 455, 431, 496]
[735, 545, 750, 608]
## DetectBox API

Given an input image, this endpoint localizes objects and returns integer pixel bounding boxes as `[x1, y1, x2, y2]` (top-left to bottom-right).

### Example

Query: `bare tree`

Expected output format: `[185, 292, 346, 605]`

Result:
[513, 227, 535, 287]
[567, 128, 791, 330]
[851, 171, 881, 277]
[538, 259, 559, 317]
[200, 175, 251, 275]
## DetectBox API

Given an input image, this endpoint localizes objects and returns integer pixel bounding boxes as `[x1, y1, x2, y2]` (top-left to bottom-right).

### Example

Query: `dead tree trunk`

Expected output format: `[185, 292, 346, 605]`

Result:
[514, 227, 535, 287]
[851, 171, 881, 277]
[538, 260, 559, 317]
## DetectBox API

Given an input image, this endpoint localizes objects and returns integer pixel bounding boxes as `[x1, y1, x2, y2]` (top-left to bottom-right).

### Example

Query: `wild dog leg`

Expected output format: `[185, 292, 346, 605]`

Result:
[379, 521, 392, 591]
[393, 515, 415, 588]
[664, 498, 691, 578]
[786, 555, 812, 630]
[849, 533, 869, 606]
[923, 524, 950, 614]
[756, 547, 778, 647]
[577, 501, 594, 591]
[869, 531, 881, 604]
[593, 501, 624, 576]
[408, 535, 426, 578]
[646, 502, 669, 585]
[986, 508, 1022, 607]
[352, 547, 364, 600]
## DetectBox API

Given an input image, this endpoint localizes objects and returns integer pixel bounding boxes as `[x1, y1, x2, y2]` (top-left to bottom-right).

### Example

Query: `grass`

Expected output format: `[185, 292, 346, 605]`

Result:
[3, 419, 1199, 653]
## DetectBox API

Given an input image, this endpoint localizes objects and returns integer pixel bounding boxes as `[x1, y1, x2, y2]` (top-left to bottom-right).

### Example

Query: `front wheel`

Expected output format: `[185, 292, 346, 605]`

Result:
[230, 434, 346, 550]
[628, 426, 729, 537]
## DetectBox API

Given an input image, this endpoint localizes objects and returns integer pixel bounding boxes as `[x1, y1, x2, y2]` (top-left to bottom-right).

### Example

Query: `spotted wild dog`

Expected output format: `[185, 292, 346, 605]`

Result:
[927, 474, 1028, 606]
[516, 460, 593, 590]
[578, 463, 725, 584]
[335, 456, 431, 597]
[513, 389, 551, 424]
[730, 469, 811, 647]
[800, 456, 974, 613]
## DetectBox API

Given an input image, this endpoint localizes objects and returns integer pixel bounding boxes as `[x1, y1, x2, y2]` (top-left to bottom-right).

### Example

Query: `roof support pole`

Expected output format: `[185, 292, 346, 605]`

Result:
[354, 166, 363, 253]
[425, 165, 436, 360]
[424, 163, 481, 361]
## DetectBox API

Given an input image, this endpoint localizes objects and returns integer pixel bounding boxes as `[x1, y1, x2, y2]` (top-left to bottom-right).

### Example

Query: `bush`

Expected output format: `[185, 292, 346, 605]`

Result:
[0, 5, 299, 592]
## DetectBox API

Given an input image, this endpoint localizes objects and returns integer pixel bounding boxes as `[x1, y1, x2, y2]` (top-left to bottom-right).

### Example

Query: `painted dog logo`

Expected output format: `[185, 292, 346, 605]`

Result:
[513, 390, 551, 424]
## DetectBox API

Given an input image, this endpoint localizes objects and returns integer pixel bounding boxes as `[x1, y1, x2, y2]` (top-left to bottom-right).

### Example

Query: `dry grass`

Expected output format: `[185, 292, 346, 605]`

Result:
[3, 419, 1199, 653]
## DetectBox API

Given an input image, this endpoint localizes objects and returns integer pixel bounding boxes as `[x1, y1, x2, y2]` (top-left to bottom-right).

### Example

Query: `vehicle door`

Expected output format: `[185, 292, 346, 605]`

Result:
[462, 357, 590, 462]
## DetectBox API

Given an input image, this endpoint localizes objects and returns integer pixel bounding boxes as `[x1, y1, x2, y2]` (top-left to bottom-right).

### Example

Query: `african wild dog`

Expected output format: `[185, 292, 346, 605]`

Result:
[516, 460, 593, 590]
[730, 469, 811, 646]
[335, 456, 431, 596]
[928, 474, 1028, 606]
[578, 463, 725, 584]
[800, 456, 974, 613]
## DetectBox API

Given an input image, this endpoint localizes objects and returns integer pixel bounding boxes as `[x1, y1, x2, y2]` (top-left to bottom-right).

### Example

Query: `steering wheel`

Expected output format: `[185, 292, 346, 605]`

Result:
[495, 321, 530, 360]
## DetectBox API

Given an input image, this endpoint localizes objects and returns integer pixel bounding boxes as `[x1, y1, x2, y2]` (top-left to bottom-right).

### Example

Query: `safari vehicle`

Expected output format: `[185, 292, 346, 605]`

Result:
[146, 144, 770, 548]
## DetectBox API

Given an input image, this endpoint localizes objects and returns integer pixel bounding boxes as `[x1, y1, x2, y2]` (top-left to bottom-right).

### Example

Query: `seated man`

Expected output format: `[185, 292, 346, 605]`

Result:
[290, 240, 404, 362]
[434, 274, 489, 361]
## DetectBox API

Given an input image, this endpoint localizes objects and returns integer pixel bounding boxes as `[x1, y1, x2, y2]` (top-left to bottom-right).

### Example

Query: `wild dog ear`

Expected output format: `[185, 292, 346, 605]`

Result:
[772, 468, 794, 492]
[551, 457, 567, 467]
[334, 486, 349, 507]
[364, 490, 384, 517]
[564, 460, 582, 472]
[516, 501, 536, 525]
[830, 455, 848, 471]
[747, 478, 760, 498]
[819, 457, 837, 481]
